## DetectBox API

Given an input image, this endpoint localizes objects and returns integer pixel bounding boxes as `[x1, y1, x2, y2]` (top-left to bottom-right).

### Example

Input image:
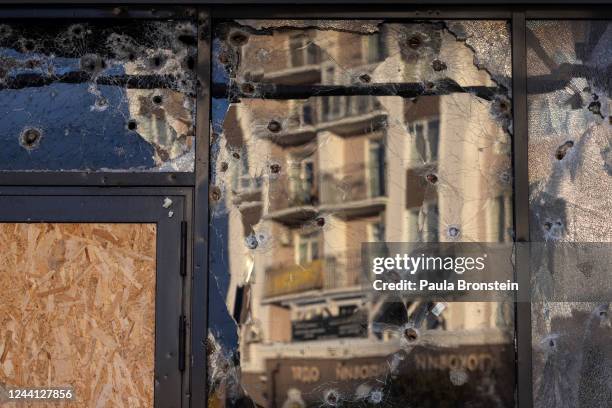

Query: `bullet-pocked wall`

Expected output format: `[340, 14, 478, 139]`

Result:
[208, 19, 515, 407]
[0, 19, 196, 171]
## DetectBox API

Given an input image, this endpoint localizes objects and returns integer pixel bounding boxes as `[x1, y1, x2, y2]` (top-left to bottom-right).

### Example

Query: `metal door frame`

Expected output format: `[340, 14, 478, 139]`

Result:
[0, 187, 192, 407]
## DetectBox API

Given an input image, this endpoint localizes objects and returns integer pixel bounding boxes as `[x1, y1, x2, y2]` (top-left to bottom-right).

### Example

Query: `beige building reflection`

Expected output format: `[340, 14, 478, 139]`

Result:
[220, 24, 514, 407]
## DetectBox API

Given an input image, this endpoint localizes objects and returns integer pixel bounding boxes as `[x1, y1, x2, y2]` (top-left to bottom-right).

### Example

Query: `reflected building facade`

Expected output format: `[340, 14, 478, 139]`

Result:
[211, 21, 515, 408]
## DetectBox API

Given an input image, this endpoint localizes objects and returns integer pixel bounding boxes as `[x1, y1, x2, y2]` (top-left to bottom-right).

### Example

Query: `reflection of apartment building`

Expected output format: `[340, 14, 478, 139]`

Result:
[221, 24, 514, 407]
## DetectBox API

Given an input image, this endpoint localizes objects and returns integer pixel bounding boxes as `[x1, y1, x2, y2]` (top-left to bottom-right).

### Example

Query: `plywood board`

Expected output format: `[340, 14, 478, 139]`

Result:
[0, 223, 156, 407]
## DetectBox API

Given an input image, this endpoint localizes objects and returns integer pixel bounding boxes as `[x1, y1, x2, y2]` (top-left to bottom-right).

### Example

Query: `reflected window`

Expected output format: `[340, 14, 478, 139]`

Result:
[365, 32, 386, 63]
[368, 221, 385, 242]
[296, 232, 319, 265]
[409, 118, 439, 162]
[301, 102, 314, 125]
[368, 138, 386, 197]
[289, 33, 320, 67]
[289, 158, 316, 205]
[406, 204, 439, 242]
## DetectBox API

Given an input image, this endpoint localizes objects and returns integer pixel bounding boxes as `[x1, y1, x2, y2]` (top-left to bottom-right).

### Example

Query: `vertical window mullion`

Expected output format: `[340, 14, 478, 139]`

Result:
[511, 10, 533, 408]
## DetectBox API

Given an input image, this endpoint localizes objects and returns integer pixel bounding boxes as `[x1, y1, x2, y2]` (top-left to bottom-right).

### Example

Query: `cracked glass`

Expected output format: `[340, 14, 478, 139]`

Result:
[527, 20, 612, 408]
[209, 20, 515, 407]
[0, 20, 196, 171]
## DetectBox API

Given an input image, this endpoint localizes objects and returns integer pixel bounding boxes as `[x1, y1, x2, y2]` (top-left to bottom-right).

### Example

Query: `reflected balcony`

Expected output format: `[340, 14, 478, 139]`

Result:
[263, 249, 369, 304]
[323, 249, 368, 290]
[318, 96, 387, 136]
[257, 106, 318, 147]
[232, 175, 263, 207]
[257, 124, 317, 147]
[262, 40, 322, 85]
[265, 183, 318, 225]
[264, 259, 323, 299]
[319, 163, 387, 217]
[263, 64, 322, 85]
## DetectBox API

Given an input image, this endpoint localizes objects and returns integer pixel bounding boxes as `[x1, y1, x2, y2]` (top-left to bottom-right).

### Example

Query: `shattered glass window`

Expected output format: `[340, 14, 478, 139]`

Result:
[0, 20, 196, 171]
[209, 20, 514, 407]
[527, 20, 612, 408]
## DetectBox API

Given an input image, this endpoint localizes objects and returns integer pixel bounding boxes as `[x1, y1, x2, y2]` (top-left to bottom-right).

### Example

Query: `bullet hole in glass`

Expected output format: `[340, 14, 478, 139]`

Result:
[80, 54, 105, 73]
[499, 170, 512, 184]
[21, 39, 36, 52]
[555, 141, 574, 160]
[210, 186, 222, 202]
[587, 96, 603, 118]
[220, 162, 229, 172]
[270, 163, 281, 174]
[426, 173, 438, 184]
[432, 59, 447, 71]
[245, 233, 259, 250]
[369, 389, 383, 404]
[548, 339, 555, 348]
[407, 35, 422, 49]
[149, 53, 166, 70]
[93, 97, 109, 111]
[127, 119, 138, 131]
[359, 73, 371, 83]
[19, 128, 42, 150]
[497, 99, 509, 113]
[232, 151, 240, 159]
[447, 226, 461, 239]
[323, 389, 340, 406]
[240, 82, 255, 95]
[403, 327, 419, 342]
[68, 24, 86, 39]
[229, 31, 249, 47]
[267, 120, 282, 133]
[152, 94, 163, 105]
[543, 220, 562, 232]
[218, 50, 231, 65]
[449, 369, 469, 386]
[315, 217, 325, 227]
[422, 81, 435, 92]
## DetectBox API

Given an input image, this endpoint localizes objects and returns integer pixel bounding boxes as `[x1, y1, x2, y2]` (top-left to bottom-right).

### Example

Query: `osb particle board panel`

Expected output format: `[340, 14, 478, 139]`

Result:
[0, 223, 156, 408]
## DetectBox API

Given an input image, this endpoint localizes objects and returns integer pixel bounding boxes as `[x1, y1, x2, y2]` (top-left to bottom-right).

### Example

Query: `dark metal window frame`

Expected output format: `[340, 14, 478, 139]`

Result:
[0, 3, 610, 408]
